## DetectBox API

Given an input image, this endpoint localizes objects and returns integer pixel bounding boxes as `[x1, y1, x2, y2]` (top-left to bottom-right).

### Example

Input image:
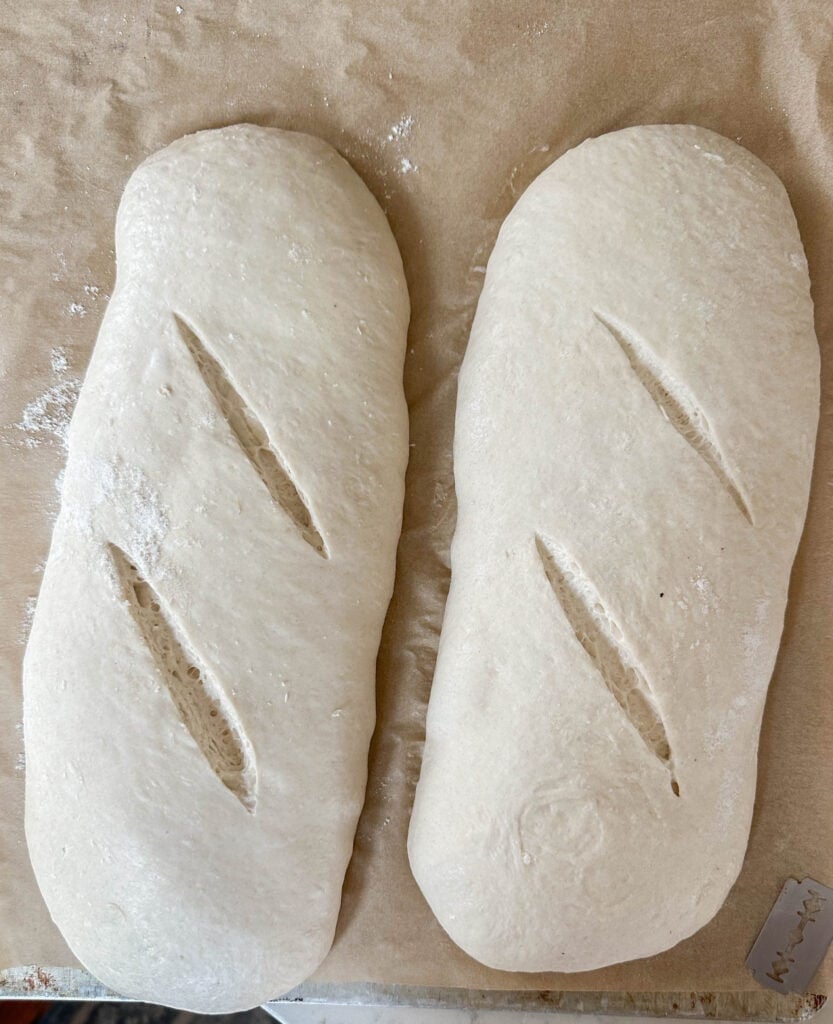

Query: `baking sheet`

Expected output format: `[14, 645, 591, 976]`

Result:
[1, 0, 831, 996]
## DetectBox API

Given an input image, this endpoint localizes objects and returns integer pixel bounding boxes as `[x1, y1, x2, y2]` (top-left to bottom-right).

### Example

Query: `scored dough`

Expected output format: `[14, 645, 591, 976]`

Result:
[24, 126, 409, 1011]
[408, 125, 819, 972]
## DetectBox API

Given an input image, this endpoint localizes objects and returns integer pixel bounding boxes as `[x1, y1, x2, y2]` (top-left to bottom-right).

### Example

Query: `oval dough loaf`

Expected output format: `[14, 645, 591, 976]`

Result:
[24, 126, 409, 1010]
[408, 125, 819, 972]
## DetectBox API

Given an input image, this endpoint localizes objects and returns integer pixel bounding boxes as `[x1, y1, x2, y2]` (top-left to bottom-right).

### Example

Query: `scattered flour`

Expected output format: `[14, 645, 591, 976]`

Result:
[67, 301, 87, 317]
[386, 115, 419, 176]
[17, 379, 80, 447]
[525, 19, 550, 37]
[387, 114, 414, 142]
[51, 251, 69, 283]
[50, 347, 69, 374]
[17, 595, 38, 645]
[16, 347, 81, 449]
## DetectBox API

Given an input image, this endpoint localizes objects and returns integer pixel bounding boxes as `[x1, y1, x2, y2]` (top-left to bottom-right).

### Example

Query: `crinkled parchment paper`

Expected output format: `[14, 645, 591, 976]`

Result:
[1, 0, 831, 995]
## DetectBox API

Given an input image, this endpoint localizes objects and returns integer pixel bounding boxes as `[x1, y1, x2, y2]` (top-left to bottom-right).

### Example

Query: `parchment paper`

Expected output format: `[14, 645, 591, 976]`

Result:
[1, 0, 831, 996]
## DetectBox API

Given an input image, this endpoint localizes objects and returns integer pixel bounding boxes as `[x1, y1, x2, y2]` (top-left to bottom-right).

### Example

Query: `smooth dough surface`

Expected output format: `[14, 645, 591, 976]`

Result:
[408, 125, 819, 972]
[24, 126, 409, 1011]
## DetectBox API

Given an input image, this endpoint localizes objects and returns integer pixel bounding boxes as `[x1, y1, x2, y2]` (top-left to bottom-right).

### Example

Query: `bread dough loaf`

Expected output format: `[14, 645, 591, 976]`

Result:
[408, 125, 818, 972]
[24, 126, 409, 1010]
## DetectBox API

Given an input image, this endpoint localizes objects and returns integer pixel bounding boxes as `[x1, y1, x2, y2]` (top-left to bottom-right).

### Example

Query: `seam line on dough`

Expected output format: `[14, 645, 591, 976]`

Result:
[535, 534, 679, 796]
[593, 310, 753, 526]
[173, 313, 329, 557]
[108, 542, 258, 813]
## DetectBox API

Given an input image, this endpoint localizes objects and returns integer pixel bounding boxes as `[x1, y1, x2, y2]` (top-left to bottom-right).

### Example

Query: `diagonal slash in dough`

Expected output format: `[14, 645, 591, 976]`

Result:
[594, 311, 753, 525]
[109, 543, 258, 813]
[535, 534, 679, 796]
[174, 314, 328, 556]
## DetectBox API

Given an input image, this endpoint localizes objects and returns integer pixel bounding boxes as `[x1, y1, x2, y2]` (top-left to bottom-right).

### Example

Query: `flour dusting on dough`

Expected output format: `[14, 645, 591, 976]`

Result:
[691, 568, 717, 613]
[71, 458, 170, 576]
[715, 771, 738, 837]
[704, 687, 754, 757]
[287, 241, 311, 264]
[741, 597, 771, 672]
